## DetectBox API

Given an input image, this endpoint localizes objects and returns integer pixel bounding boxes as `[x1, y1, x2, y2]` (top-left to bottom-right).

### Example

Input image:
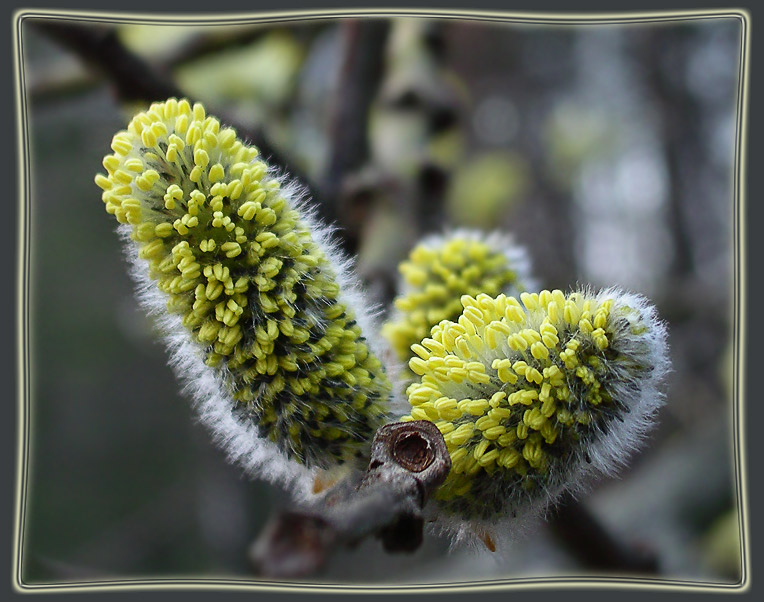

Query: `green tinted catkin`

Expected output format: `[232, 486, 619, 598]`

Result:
[95, 98, 392, 478]
[383, 230, 535, 379]
[402, 288, 669, 544]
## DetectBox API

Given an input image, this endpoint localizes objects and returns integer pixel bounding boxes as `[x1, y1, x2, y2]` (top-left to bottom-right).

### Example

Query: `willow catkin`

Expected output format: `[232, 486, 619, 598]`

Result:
[383, 230, 535, 379]
[402, 288, 669, 545]
[95, 98, 392, 490]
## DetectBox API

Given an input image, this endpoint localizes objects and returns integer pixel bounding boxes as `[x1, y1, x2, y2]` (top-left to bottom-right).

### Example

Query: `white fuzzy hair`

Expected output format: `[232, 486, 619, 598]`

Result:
[116, 167, 400, 499]
[424, 286, 671, 553]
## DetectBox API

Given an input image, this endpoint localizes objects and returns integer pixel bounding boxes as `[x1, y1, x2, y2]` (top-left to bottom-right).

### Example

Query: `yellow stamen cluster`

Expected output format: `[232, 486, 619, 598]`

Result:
[402, 289, 655, 520]
[382, 236, 528, 373]
[96, 98, 391, 469]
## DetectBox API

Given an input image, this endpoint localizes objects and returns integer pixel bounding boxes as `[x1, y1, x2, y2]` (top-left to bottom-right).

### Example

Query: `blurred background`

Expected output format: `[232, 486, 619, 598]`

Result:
[19, 13, 743, 585]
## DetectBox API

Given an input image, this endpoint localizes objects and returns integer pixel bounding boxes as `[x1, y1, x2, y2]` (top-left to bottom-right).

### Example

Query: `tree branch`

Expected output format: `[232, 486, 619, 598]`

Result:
[30, 19, 330, 223]
[160, 24, 324, 71]
[322, 19, 390, 254]
[33, 20, 183, 102]
[249, 421, 451, 578]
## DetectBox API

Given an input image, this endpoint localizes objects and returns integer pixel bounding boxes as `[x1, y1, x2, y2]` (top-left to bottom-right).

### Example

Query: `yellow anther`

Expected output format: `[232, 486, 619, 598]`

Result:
[437, 422, 456, 435]
[552, 289, 566, 309]
[228, 180, 244, 200]
[172, 220, 188, 235]
[151, 121, 167, 138]
[112, 169, 133, 185]
[489, 391, 507, 406]
[204, 131, 218, 148]
[508, 333, 528, 351]
[449, 425, 475, 447]
[564, 300, 581, 325]
[541, 396, 556, 418]
[186, 124, 201, 146]
[460, 294, 478, 308]
[473, 439, 490, 460]
[527, 367, 543, 384]
[172, 114, 189, 136]
[165, 144, 178, 162]
[141, 128, 157, 148]
[209, 164, 225, 182]
[498, 448, 521, 468]
[154, 223, 173, 238]
[411, 344, 430, 360]
[194, 148, 209, 167]
[477, 449, 499, 467]
[138, 239, 164, 259]
[520, 292, 539, 311]
[221, 242, 242, 258]
[531, 341, 550, 360]
[110, 134, 132, 156]
[193, 102, 206, 122]
[218, 128, 236, 149]
[163, 98, 178, 119]
[593, 328, 609, 349]
[124, 158, 143, 172]
[409, 357, 427, 376]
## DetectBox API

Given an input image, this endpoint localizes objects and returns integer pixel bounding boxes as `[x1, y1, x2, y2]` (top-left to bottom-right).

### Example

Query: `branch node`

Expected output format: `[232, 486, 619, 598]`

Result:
[249, 420, 450, 578]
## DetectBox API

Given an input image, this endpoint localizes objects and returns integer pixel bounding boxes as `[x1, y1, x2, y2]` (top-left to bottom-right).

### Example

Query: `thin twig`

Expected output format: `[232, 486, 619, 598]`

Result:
[30, 19, 327, 221]
[160, 24, 323, 70]
[33, 20, 183, 101]
[249, 421, 451, 578]
[30, 25, 321, 105]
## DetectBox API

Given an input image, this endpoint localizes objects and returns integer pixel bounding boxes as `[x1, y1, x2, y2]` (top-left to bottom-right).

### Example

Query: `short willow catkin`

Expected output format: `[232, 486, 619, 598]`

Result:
[382, 230, 534, 370]
[402, 288, 668, 528]
[95, 98, 391, 478]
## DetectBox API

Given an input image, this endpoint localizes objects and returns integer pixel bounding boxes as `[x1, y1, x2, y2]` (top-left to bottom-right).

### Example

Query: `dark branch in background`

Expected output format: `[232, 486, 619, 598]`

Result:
[161, 26, 273, 70]
[28, 69, 101, 106]
[642, 28, 699, 281]
[249, 421, 451, 578]
[350, 21, 457, 310]
[28, 24, 315, 106]
[414, 163, 450, 234]
[31, 19, 337, 230]
[33, 21, 183, 102]
[160, 24, 324, 70]
[322, 19, 390, 255]
[383, 22, 458, 238]
[549, 492, 658, 573]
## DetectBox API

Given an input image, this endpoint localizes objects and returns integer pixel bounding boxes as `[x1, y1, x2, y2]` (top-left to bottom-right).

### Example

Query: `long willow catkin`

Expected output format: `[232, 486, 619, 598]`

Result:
[95, 98, 393, 489]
